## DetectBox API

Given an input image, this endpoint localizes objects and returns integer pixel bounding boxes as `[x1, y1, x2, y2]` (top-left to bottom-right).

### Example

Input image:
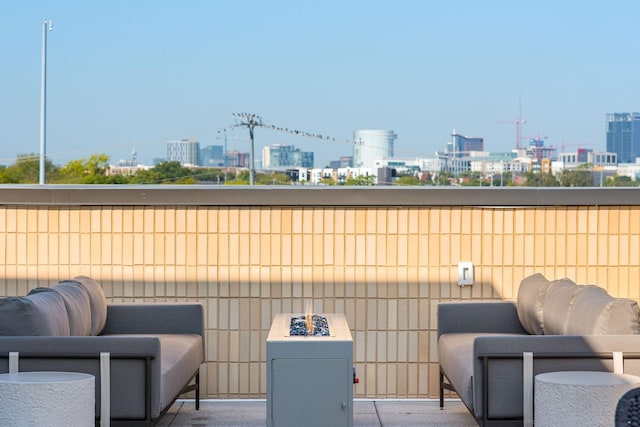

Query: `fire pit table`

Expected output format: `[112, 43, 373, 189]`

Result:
[267, 313, 355, 427]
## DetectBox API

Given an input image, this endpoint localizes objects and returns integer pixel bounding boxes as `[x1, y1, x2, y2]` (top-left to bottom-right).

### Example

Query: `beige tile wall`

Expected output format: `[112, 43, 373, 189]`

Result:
[0, 205, 639, 398]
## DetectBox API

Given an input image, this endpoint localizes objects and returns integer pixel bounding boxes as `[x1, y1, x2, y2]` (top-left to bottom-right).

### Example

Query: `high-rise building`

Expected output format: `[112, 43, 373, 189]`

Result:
[449, 130, 484, 157]
[353, 130, 397, 169]
[225, 150, 249, 167]
[329, 156, 353, 169]
[166, 138, 200, 165]
[262, 144, 314, 169]
[606, 113, 640, 163]
[200, 145, 224, 167]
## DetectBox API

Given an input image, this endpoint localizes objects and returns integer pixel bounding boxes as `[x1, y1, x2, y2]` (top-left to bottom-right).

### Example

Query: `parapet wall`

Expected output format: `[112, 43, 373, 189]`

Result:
[0, 185, 638, 398]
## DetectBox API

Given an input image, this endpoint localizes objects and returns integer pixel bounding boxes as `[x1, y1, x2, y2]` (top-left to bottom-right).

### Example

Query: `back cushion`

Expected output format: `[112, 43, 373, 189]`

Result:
[0, 292, 70, 336]
[517, 273, 551, 335]
[566, 285, 640, 335]
[543, 278, 580, 335]
[565, 285, 609, 335]
[29, 281, 92, 336]
[72, 276, 108, 336]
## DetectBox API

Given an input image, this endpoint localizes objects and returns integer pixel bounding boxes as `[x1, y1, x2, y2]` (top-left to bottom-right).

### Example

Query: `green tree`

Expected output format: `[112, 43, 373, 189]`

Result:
[319, 176, 336, 185]
[497, 172, 512, 186]
[523, 172, 559, 187]
[131, 161, 196, 184]
[558, 166, 593, 187]
[0, 153, 57, 183]
[345, 175, 376, 186]
[420, 172, 434, 185]
[225, 169, 250, 185]
[55, 154, 113, 184]
[190, 168, 227, 184]
[255, 172, 291, 185]
[434, 171, 453, 186]
[459, 171, 484, 186]
[605, 175, 639, 187]
[394, 175, 422, 186]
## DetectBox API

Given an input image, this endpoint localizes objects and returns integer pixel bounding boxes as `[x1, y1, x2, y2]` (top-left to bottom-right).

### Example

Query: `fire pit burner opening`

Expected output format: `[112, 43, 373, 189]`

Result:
[289, 314, 330, 336]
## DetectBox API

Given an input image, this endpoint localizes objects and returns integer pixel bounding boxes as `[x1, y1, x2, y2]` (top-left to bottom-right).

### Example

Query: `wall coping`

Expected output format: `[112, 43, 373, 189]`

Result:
[0, 185, 638, 207]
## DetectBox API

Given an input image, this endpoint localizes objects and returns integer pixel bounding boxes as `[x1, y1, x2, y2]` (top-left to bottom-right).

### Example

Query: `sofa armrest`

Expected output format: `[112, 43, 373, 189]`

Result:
[470, 334, 640, 420]
[0, 335, 161, 358]
[437, 301, 527, 337]
[474, 334, 640, 358]
[101, 303, 204, 337]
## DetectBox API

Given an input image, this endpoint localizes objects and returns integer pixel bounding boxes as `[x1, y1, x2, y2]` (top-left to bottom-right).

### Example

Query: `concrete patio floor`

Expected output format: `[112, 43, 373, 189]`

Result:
[157, 399, 477, 426]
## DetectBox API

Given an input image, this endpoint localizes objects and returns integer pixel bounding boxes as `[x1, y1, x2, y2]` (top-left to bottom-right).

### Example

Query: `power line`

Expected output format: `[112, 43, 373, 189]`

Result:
[222, 112, 364, 185]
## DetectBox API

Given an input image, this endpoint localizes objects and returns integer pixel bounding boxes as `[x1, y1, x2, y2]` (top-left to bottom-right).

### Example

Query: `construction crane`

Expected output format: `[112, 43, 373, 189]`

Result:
[497, 118, 527, 150]
[220, 113, 359, 185]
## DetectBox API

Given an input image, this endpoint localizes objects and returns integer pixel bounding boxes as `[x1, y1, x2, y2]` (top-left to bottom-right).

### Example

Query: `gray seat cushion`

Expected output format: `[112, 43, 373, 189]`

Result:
[100, 333, 203, 418]
[0, 292, 70, 336]
[157, 334, 203, 413]
[72, 276, 108, 335]
[29, 281, 92, 336]
[438, 333, 477, 410]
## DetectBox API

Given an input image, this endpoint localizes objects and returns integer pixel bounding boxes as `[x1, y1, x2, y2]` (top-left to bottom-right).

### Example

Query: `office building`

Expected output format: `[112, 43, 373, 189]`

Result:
[329, 156, 354, 169]
[606, 113, 640, 163]
[262, 144, 314, 169]
[225, 150, 249, 167]
[166, 138, 200, 166]
[200, 145, 224, 167]
[449, 130, 484, 157]
[558, 148, 593, 165]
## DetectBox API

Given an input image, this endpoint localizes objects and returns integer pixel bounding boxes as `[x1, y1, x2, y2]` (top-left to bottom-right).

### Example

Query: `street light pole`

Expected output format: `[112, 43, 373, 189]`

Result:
[39, 19, 53, 185]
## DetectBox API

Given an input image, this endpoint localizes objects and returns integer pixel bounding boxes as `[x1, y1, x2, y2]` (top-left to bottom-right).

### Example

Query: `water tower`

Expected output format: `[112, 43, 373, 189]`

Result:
[353, 130, 397, 169]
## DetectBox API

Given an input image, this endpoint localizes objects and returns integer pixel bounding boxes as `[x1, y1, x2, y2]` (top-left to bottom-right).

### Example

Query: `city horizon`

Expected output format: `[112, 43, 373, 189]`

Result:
[2, 2, 639, 168]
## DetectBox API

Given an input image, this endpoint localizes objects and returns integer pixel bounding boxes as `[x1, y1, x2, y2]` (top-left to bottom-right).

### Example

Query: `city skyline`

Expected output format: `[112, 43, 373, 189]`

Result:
[2, 1, 639, 167]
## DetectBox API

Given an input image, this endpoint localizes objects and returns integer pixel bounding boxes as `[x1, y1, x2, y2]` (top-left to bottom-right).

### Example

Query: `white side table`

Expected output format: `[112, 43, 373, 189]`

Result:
[0, 371, 95, 427]
[535, 371, 640, 427]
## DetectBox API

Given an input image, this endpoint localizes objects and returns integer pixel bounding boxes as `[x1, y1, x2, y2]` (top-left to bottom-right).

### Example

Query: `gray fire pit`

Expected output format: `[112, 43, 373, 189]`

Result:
[266, 313, 354, 427]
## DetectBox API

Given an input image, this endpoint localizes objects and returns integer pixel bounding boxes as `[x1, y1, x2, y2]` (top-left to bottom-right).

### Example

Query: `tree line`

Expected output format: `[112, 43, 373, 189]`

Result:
[0, 153, 638, 187]
[0, 154, 287, 185]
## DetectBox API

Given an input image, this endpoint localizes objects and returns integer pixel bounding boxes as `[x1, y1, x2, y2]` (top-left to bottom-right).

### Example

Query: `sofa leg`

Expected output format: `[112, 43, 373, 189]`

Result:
[439, 370, 444, 409]
[195, 371, 200, 411]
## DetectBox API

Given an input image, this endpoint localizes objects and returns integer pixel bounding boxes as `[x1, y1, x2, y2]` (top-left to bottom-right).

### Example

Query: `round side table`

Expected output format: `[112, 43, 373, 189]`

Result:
[0, 371, 95, 427]
[535, 371, 640, 427]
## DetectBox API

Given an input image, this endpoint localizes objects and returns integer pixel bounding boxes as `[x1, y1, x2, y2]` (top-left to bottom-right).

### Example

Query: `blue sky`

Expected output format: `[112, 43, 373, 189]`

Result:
[2, 1, 639, 167]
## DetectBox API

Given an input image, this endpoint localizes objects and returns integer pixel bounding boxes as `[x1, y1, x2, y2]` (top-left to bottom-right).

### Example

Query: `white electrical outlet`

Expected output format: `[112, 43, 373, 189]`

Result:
[458, 261, 474, 286]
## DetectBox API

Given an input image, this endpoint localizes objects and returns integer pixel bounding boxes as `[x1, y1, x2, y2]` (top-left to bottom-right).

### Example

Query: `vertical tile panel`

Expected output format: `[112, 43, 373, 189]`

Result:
[2, 199, 638, 399]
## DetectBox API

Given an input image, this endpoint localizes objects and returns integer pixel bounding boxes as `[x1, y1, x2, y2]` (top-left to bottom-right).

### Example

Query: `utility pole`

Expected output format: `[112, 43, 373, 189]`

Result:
[39, 19, 53, 185]
[232, 113, 263, 185]
[223, 113, 354, 185]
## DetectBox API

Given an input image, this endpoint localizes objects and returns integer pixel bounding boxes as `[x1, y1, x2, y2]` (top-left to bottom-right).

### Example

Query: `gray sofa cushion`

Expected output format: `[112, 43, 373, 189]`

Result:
[157, 334, 203, 415]
[566, 285, 640, 335]
[543, 278, 579, 335]
[29, 281, 92, 336]
[73, 276, 108, 335]
[516, 273, 551, 335]
[0, 292, 70, 336]
[99, 333, 203, 418]
[438, 333, 477, 410]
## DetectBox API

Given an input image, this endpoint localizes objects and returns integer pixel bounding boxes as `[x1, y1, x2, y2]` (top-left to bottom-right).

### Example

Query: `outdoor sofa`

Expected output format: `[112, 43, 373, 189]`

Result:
[438, 273, 640, 426]
[0, 276, 204, 426]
